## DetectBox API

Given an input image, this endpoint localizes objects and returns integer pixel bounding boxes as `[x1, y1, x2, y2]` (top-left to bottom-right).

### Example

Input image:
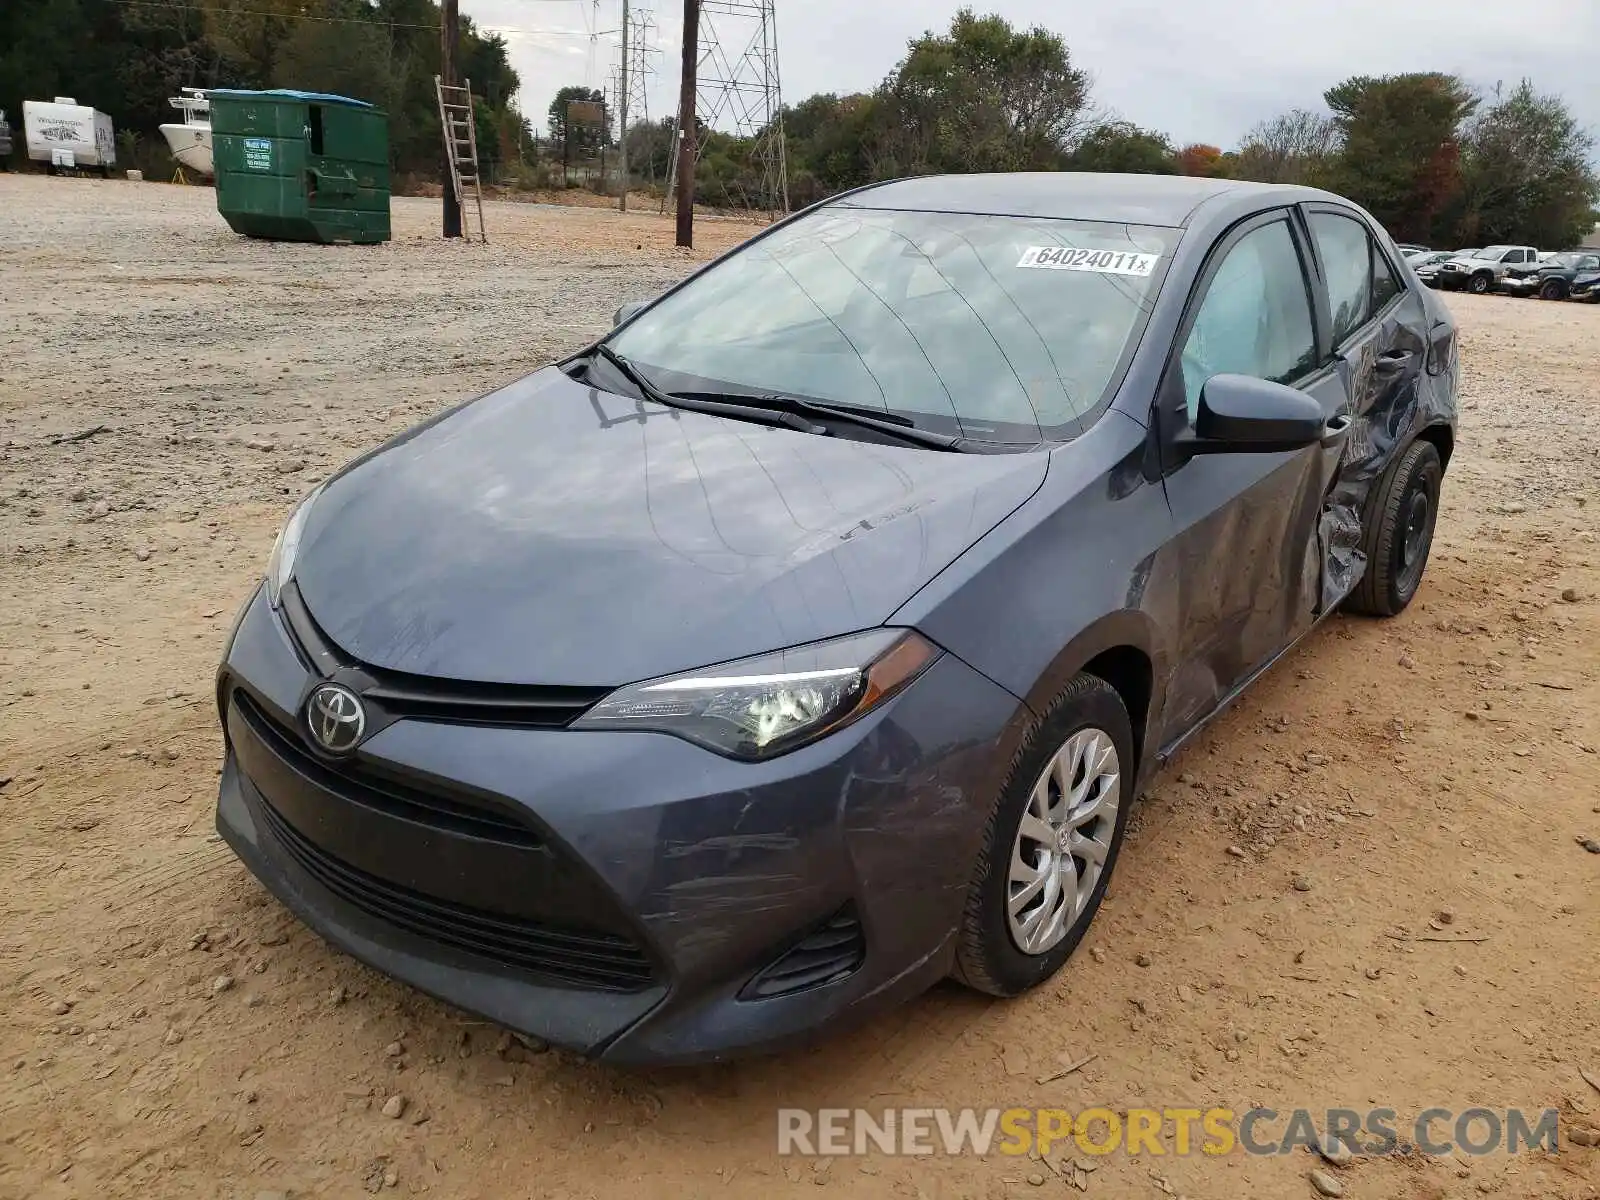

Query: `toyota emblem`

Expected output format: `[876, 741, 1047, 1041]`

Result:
[305, 683, 366, 754]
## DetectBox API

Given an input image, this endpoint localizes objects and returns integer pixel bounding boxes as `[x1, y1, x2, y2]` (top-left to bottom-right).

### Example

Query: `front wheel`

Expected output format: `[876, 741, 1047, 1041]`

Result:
[952, 674, 1133, 997]
[1346, 439, 1442, 617]
[1540, 279, 1568, 301]
[1468, 273, 1492, 294]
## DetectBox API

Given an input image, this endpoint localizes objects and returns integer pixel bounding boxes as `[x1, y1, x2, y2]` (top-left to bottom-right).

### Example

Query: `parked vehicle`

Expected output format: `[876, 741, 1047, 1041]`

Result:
[22, 98, 115, 175]
[1414, 250, 1472, 287]
[1567, 264, 1600, 302]
[1433, 245, 1539, 293]
[214, 174, 1458, 1063]
[0, 109, 13, 169]
[1395, 242, 1430, 254]
[1501, 250, 1600, 300]
[158, 88, 213, 178]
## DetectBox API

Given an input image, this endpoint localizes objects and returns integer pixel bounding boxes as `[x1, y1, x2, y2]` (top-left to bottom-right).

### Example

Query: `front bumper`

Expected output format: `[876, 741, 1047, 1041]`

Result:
[215, 584, 1023, 1063]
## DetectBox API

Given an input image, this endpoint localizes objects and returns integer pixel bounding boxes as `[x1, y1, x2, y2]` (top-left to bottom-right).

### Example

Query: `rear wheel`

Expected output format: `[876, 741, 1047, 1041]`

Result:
[1540, 279, 1568, 301]
[952, 674, 1133, 997]
[1468, 273, 1492, 294]
[1346, 440, 1442, 617]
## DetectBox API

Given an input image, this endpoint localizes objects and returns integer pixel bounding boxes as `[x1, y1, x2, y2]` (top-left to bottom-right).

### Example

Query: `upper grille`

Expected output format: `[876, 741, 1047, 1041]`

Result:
[741, 907, 865, 999]
[234, 690, 541, 847]
[359, 673, 607, 729]
[279, 584, 607, 729]
[257, 795, 658, 992]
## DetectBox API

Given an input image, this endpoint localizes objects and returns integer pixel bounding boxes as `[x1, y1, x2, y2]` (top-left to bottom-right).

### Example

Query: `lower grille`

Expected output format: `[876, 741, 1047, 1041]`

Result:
[257, 797, 658, 992]
[741, 907, 865, 999]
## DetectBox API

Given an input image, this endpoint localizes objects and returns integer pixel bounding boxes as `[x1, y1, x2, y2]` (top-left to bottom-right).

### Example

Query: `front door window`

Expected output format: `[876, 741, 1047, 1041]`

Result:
[1179, 219, 1317, 420]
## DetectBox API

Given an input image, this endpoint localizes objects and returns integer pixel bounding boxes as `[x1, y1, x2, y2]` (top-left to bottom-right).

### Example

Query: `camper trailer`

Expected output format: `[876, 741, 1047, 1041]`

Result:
[23, 98, 116, 175]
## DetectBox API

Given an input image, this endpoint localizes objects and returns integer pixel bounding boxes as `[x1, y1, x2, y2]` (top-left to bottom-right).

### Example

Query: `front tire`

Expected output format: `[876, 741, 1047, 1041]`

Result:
[952, 674, 1133, 997]
[1540, 279, 1568, 301]
[1468, 273, 1492, 294]
[1346, 439, 1442, 617]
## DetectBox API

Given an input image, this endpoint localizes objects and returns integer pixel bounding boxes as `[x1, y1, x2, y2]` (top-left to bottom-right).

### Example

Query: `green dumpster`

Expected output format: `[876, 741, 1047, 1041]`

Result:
[210, 89, 390, 244]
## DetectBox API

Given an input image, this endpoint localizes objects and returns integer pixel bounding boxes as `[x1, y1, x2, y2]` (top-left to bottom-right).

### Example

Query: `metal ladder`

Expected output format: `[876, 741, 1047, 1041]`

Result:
[434, 75, 487, 242]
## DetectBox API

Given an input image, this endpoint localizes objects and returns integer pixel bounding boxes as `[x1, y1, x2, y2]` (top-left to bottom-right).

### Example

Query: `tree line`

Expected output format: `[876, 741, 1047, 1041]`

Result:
[618, 8, 1596, 249]
[6, 0, 1594, 248]
[0, 0, 525, 181]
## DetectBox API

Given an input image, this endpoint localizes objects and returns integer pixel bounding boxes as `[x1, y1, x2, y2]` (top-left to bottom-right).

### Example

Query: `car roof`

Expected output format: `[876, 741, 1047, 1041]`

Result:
[835, 172, 1344, 229]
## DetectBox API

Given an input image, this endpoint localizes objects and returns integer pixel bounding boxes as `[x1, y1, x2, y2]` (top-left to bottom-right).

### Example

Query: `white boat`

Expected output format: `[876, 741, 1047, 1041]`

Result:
[158, 89, 213, 178]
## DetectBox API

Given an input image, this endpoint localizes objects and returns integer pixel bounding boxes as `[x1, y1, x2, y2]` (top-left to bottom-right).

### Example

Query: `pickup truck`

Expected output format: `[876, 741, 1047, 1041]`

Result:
[1433, 245, 1540, 293]
[1501, 250, 1600, 300]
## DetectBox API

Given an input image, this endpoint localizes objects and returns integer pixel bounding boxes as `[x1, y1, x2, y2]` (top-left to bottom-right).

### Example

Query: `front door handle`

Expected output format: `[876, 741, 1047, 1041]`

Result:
[1320, 414, 1353, 448]
[1375, 348, 1415, 373]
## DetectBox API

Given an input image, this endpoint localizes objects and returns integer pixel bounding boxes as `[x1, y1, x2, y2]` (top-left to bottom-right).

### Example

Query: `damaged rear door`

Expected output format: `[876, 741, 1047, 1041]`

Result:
[1301, 204, 1429, 611]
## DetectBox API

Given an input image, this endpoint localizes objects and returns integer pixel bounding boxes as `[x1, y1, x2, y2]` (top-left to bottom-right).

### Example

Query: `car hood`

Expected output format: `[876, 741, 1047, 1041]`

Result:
[294, 366, 1047, 686]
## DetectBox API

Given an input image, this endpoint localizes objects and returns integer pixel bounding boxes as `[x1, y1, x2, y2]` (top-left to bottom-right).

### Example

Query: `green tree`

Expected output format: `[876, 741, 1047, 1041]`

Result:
[782, 92, 876, 205]
[1068, 121, 1177, 174]
[272, 19, 393, 107]
[1455, 80, 1599, 248]
[1323, 73, 1477, 242]
[869, 8, 1090, 175]
[623, 115, 676, 184]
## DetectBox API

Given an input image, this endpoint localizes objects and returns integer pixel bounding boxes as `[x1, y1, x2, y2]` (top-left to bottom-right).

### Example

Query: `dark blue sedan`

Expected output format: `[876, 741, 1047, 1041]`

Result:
[215, 173, 1458, 1063]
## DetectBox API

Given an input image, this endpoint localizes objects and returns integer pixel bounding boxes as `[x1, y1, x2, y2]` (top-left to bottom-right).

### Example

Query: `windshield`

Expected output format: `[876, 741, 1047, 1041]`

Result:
[607, 207, 1178, 443]
[1545, 252, 1582, 268]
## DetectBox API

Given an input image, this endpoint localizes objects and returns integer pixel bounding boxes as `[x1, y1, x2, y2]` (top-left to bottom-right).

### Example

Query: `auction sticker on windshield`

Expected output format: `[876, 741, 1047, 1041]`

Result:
[1017, 247, 1159, 276]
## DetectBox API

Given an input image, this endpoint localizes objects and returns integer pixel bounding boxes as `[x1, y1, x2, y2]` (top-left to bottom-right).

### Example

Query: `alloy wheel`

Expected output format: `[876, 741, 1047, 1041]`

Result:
[1006, 727, 1120, 956]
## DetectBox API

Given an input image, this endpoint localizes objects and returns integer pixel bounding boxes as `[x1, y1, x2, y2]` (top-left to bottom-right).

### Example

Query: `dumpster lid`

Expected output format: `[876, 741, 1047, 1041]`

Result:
[206, 88, 375, 109]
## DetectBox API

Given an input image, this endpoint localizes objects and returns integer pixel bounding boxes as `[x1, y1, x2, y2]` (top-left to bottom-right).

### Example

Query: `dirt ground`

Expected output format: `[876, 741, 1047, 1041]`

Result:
[1, 174, 1597, 1200]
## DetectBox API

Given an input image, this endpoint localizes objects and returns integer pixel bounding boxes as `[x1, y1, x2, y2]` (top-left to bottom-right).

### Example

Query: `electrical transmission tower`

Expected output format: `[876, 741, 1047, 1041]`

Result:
[664, 0, 788, 220]
[611, 7, 659, 198]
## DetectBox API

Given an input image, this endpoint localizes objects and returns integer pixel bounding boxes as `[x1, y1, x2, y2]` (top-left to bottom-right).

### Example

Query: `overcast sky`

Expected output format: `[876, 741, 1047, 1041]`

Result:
[468, 0, 1600, 150]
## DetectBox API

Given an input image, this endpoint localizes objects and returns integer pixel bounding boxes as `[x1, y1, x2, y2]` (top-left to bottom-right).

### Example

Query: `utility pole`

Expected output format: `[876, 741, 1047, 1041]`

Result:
[674, 0, 699, 247]
[440, 0, 462, 238]
[618, 0, 630, 211]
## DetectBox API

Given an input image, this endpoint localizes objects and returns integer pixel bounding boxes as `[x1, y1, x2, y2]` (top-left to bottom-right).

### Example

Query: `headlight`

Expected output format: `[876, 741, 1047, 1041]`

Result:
[572, 629, 940, 759]
[264, 484, 323, 607]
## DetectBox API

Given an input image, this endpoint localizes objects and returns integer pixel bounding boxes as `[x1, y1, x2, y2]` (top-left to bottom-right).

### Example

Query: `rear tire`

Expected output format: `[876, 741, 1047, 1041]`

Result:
[1346, 439, 1442, 617]
[952, 674, 1133, 998]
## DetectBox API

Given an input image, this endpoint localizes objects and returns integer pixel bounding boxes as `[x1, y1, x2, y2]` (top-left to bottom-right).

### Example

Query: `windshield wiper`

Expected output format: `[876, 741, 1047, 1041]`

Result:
[670, 389, 966, 452]
[591, 344, 825, 436]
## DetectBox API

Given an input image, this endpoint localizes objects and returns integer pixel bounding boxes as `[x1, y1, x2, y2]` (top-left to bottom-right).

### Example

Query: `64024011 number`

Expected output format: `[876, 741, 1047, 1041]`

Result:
[1016, 246, 1159, 277]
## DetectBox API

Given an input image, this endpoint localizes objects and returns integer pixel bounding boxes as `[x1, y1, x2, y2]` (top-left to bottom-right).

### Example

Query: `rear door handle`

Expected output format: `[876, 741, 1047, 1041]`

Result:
[1321, 414, 1352, 448]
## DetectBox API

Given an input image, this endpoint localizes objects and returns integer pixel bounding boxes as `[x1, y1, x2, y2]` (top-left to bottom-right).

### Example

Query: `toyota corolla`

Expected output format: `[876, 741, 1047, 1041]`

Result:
[215, 174, 1458, 1064]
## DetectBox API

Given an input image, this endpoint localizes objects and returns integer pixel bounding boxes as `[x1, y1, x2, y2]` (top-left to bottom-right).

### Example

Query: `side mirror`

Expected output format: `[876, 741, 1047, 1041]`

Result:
[613, 299, 648, 327]
[1184, 374, 1326, 455]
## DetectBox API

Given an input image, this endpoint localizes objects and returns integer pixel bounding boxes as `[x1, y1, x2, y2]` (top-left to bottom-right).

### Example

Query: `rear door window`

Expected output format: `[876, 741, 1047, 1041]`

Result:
[1179, 218, 1317, 420]
[1309, 211, 1402, 345]
[1308, 213, 1371, 344]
